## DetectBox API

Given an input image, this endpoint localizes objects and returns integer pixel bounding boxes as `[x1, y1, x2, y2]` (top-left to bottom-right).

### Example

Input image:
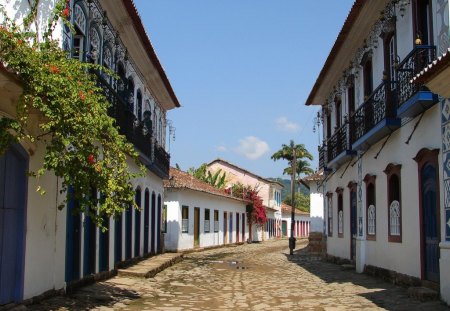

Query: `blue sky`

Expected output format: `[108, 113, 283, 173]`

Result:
[134, 0, 354, 179]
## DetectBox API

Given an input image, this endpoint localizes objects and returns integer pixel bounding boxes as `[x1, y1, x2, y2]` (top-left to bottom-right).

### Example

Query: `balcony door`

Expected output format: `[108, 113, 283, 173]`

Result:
[414, 0, 433, 46]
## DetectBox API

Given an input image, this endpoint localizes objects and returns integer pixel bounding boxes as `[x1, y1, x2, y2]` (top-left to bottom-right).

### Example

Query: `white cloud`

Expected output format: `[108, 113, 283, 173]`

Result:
[234, 136, 269, 160]
[275, 116, 300, 132]
[216, 145, 227, 152]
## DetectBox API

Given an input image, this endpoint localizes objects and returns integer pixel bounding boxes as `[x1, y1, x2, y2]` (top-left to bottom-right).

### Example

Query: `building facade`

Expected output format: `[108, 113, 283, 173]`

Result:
[302, 171, 324, 235]
[207, 159, 284, 241]
[306, 0, 449, 303]
[280, 203, 311, 238]
[0, 0, 179, 305]
[163, 168, 249, 251]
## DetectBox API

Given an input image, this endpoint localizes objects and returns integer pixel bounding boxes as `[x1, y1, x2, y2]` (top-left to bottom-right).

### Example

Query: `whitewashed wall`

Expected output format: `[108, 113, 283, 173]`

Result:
[164, 189, 248, 251]
[309, 182, 324, 233]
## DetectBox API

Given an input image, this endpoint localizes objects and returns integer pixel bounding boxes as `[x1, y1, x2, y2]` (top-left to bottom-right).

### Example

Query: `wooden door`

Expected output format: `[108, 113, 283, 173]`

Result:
[143, 190, 150, 254]
[98, 214, 109, 272]
[223, 212, 228, 244]
[350, 188, 357, 261]
[421, 163, 440, 283]
[125, 206, 132, 259]
[134, 189, 141, 257]
[229, 213, 233, 243]
[242, 213, 245, 242]
[236, 213, 240, 242]
[66, 187, 81, 282]
[282, 221, 288, 236]
[0, 145, 28, 304]
[114, 214, 123, 264]
[151, 193, 156, 253]
[194, 208, 200, 247]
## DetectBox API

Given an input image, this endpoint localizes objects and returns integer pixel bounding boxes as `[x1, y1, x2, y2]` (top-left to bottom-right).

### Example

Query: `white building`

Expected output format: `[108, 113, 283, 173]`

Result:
[301, 171, 324, 235]
[306, 0, 449, 303]
[207, 159, 284, 241]
[280, 203, 311, 238]
[0, 0, 179, 305]
[163, 168, 250, 251]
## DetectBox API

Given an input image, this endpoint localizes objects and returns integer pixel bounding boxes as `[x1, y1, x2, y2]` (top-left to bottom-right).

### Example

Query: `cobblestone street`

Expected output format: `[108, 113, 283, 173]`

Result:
[28, 239, 449, 311]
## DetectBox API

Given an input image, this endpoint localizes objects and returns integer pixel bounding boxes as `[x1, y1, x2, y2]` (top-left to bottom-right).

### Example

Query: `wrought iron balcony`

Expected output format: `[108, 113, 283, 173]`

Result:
[94, 72, 170, 178]
[351, 81, 400, 151]
[318, 145, 326, 170]
[396, 45, 438, 118]
[326, 123, 355, 169]
[150, 142, 170, 179]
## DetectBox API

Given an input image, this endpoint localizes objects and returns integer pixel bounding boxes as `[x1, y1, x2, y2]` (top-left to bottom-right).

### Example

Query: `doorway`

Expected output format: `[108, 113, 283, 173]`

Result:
[194, 207, 200, 248]
[0, 145, 28, 304]
[350, 187, 357, 261]
[223, 212, 228, 244]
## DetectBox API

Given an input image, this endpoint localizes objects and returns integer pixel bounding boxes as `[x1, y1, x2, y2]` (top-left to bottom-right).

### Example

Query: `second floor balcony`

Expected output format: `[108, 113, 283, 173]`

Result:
[95, 72, 170, 179]
[397, 45, 439, 118]
[350, 81, 401, 151]
[326, 123, 355, 169]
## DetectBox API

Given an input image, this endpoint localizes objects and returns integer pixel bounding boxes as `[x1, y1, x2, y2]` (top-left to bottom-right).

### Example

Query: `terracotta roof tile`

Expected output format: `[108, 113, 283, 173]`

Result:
[164, 168, 250, 203]
[281, 203, 310, 216]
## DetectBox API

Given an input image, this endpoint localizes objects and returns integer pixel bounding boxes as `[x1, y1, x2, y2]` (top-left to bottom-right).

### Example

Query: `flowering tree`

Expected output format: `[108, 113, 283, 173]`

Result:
[228, 183, 267, 226]
[0, 1, 144, 228]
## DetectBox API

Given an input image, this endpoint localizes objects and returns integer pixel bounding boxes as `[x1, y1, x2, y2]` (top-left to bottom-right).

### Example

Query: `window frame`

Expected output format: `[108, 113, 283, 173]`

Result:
[181, 205, 189, 233]
[336, 187, 344, 238]
[326, 192, 333, 237]
[204, 208, 211, 233]
[384, 163, 402, 243]
[214, 210, 219, 232]
[364, 174, 377, 241]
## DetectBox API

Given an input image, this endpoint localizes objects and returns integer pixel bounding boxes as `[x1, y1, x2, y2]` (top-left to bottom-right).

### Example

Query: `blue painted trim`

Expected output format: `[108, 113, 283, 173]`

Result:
[352, 118, 401, 151]
[327, 150, 356, 169]
[397, 91, 439, 118]
[156, 195, 162, 252]
[151, 192, 156, 253]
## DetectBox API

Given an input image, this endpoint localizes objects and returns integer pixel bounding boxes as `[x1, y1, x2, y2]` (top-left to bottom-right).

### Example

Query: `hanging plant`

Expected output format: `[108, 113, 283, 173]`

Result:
[0, 1, 145, 228]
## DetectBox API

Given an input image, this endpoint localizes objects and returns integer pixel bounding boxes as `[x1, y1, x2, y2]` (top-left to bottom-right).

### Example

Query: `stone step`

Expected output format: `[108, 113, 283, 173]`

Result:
[117, 253, 183, 278]
[341, 264, 356, 271]
[408, 287, 439, 302]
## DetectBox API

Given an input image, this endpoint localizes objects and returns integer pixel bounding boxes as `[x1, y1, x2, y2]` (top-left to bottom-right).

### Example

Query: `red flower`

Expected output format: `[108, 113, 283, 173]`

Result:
[17, 39, 23, 45]
[62, 8, 70, 18]
[79, 91, 85, 101]
[49, 65, 59, 74]
[88, 154, 96, 165]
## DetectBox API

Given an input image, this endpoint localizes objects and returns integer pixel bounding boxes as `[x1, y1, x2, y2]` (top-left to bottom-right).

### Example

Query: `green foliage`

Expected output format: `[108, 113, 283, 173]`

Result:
[187, 163, 227, 189]
[283, 192, 310, 213]
[0, 2, 144, 228]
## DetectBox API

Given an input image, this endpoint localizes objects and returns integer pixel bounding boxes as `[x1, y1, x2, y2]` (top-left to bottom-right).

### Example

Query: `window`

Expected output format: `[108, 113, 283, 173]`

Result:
[88, 27, 100, 64]
[204, 209, 210, 233]
[361, 52, 373, 98]
[335, 98, 342, 129]
[384, 163, 402, 242]
[214, 210, 219, 232]
[336, 188, 344, 237]
[182, 206, 189, 233]
[414, 0, 433, 46]
[364, 174, 376, 240]
[327, 192, 333, 237]
[136, 90, 143, 121]
[162, 205, 167, 233]
[347, 75, 355, 117]
[72, 4, 86, 61]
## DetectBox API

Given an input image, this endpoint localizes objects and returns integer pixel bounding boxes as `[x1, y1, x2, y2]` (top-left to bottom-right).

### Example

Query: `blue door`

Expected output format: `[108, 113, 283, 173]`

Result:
[143, 190, 150, 254]
[156, 195, 162, 253]
[350, 188, 357, 261]
[98, 214, 109, 272]
[229, 213, 233, 243]
[125, 205, 132, 259]
[114, 214, 123, 264]
[422, 163, 440, 283]
[151, 193, 156, 253]
[0, 145, 28, 305]
[83, 213, 96, 276]
[134, 189, 141, 257]
[65, 187, 81, 282]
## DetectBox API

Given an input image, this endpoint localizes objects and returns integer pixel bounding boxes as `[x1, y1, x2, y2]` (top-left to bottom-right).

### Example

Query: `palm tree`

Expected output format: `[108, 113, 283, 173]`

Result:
[271, 140, 313, 190]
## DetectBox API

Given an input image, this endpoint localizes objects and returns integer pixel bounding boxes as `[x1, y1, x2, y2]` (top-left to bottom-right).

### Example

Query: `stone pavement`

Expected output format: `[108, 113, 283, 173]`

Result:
[117, 252, 183, 278]
[27, 239, 449, 310]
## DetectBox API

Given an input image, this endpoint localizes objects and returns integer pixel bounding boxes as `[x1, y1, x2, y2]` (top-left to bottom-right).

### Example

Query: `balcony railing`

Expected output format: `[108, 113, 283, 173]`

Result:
[350, 81, 400, 150]
[94, 71, 170, 178]
[397, 45, 436, 106]
[318, 145, 326, 170]
[327, 123, 349, 163]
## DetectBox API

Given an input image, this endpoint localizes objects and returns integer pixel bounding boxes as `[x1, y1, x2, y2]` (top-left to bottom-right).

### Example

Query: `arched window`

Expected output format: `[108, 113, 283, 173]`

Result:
[127, 78, 135, 112]
[136, 90, 143, 121]
[364, 174, 376, 240]
[326, 192, 333, 237]
[72, 4, 87, 60]
[88, 27, 100, 64]
[336, 187, 344, 238]
[384, 163, 402, 242]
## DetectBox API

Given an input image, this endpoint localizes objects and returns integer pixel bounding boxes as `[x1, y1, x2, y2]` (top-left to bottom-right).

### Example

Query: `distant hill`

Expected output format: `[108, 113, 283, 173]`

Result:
[268, 178, 309, 200]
